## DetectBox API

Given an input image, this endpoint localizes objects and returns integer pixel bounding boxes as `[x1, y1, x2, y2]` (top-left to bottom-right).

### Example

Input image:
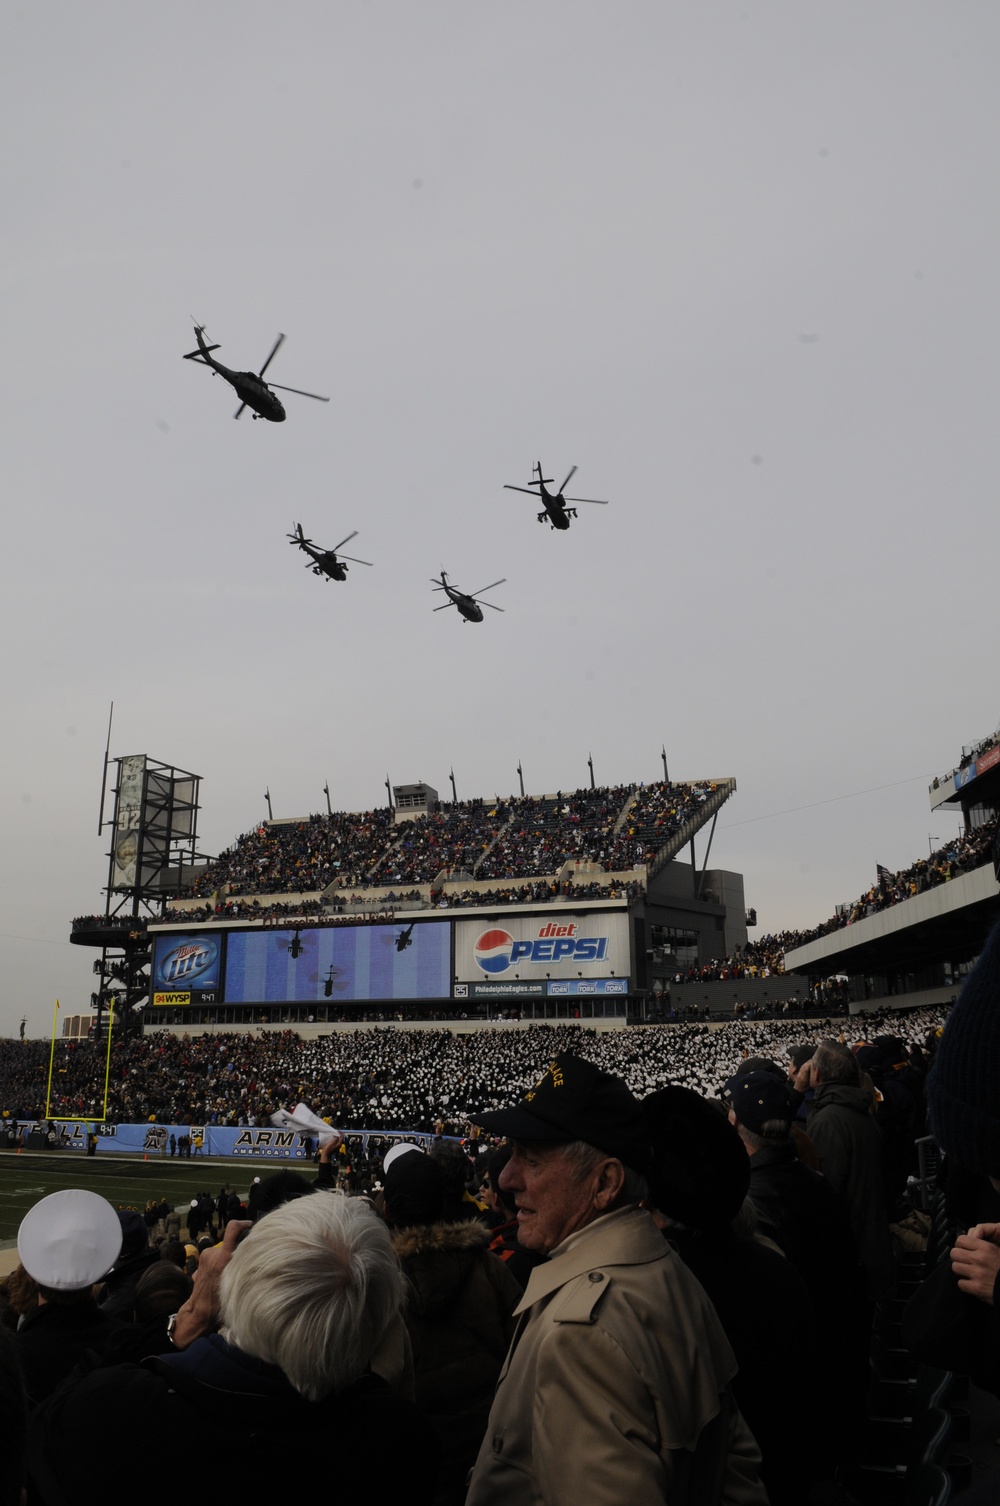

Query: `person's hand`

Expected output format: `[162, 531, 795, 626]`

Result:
[319, 1131, 344, 1164]
[966, 1222, 1000, 1245]
[951, 1230, 1000, 1306]
[792, 1062, 812, 1093]
[169, 1218, 252, 1348]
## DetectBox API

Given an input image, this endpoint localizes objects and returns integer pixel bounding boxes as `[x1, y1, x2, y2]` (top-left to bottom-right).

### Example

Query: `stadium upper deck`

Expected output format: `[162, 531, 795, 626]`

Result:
[785, 731, 1000, 1009]
[181, 779, 731, 903]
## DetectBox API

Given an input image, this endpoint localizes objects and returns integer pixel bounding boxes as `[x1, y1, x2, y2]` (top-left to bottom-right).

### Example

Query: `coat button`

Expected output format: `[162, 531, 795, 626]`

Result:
[588, 1272, 604, 1283]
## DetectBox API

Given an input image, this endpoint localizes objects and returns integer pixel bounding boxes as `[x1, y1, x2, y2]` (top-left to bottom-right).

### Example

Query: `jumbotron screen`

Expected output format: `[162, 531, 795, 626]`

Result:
[222, 921, 451, 1004]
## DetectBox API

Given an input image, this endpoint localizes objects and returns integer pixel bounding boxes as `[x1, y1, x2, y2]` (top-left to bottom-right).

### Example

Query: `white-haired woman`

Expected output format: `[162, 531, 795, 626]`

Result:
[28, 1195, 440, 1506]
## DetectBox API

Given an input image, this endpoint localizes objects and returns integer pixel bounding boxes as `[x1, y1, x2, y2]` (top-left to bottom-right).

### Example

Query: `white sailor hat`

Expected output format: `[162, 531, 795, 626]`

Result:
[18, 1189, 123, 1291]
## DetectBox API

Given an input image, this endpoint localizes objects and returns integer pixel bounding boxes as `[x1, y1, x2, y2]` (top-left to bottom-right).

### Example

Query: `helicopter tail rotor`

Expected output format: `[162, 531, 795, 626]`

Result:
[183, 319, 220, 360]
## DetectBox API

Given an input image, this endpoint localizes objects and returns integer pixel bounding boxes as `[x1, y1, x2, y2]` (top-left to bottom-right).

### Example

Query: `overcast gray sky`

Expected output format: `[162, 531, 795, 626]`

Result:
[2, 2, 997, 1034]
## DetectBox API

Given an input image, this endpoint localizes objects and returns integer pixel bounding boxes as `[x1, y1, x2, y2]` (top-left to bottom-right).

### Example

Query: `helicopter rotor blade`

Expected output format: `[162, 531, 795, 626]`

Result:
[267, 383, 330, 402]
[339, 554, 373, 567]
[331, 532, 358, 553]
[558, 466, 577, 493]
[471, 579, 506, 598]
[504, 485, 544, 497]
[481, 601, 505, 612]
[258, 333, 285, 378]
[234, 402, 247, 420]
[563, 497, 609, 505]
[433, 600, 457, 611]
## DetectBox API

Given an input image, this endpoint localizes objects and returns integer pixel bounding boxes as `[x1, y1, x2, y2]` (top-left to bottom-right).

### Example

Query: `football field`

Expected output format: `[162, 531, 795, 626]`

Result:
[0, 1151, 249, 1250]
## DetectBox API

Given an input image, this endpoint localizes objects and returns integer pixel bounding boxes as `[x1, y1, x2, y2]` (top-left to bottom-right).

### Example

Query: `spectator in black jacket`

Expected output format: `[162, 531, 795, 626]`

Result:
[13, 1189, 126, 1405]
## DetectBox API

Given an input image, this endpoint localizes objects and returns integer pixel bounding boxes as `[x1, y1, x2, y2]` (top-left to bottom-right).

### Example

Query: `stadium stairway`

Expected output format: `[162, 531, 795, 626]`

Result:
[647, 778, 737, 879]
[610, 788, 639, 837]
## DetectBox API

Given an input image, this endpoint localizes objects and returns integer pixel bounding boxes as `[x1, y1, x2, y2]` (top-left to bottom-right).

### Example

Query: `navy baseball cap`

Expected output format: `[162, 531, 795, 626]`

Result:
[474, 1052, 651, 1171]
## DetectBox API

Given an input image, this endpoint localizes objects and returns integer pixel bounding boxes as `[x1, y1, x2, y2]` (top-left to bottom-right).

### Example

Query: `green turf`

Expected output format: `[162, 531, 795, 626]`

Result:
[0, 1153, 255, 1247]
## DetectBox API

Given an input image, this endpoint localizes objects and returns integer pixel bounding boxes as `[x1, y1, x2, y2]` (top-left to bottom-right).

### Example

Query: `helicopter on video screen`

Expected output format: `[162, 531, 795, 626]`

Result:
[431, 572, 505, 624]
[182, 324, 330, 422]
[288, 524, 373, 582]
[504, 462, 608, 530]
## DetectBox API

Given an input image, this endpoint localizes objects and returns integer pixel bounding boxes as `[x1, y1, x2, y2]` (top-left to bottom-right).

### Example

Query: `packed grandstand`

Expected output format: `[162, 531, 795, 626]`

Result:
[0, 1007, 949, 1136]
[182, 780, 720, 898]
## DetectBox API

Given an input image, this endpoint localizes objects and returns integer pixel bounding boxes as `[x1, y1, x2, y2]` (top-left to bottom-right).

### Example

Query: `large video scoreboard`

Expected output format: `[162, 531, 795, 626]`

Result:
[149, 910, 630, 1009]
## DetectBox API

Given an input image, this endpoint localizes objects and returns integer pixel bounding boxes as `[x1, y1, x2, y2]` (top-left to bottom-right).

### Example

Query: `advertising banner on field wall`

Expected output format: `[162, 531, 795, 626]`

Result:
[14, 1121, 459, 1160]
[454, 911, 629, 983]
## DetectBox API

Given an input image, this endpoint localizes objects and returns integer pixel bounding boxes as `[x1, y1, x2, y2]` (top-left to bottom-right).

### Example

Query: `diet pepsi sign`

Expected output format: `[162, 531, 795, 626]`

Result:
[474, 923, 610, 974]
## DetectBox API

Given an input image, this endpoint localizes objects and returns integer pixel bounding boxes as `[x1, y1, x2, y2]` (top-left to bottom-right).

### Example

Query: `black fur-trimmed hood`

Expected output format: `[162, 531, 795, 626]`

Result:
[391, 1218, 491, 1262]
[391, 1219, 494, 1318]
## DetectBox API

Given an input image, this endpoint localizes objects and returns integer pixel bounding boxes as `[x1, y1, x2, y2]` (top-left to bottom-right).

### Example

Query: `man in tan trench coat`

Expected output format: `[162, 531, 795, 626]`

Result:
[465, 1053, 766, 1506]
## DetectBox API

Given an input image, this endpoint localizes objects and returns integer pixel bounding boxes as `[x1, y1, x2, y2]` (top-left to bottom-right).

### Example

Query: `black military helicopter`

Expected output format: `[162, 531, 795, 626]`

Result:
[182, 325, 330, 421]
[431, 572, 505, 624]
[288, 524, 373, 582]
[504, 462, 608, 530]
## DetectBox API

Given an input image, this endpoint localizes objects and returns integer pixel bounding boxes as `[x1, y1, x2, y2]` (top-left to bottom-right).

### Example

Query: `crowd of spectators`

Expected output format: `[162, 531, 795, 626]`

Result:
[602, 780, 720, 870]
[0, 1005, 950, 1139]
[435, 877, 643, 908]
[473, 786, 628, 881]
[676, 931, 796, 983]
[792, 815, 999, 948]
[162, 878, 643, 927]
[185, 781, 725, 903]
[370, 799, 507, 885]
[190, 807, 398, 897]
[163, 898, 327, 925]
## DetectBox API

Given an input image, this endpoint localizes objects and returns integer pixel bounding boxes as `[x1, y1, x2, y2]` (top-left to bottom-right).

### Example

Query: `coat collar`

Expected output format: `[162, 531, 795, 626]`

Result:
[513, 1206, 665, 1316]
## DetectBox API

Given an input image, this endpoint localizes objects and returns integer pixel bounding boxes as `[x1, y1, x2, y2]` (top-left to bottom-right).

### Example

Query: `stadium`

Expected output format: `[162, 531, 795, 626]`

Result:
[66, 723, 1000, 1041]
[72, 766, 752, 1035]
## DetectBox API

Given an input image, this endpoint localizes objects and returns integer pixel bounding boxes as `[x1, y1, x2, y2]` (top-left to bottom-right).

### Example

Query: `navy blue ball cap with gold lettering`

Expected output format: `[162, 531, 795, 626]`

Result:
[473, 1052, 651, 1171]
[724, 1069, 799, 1135]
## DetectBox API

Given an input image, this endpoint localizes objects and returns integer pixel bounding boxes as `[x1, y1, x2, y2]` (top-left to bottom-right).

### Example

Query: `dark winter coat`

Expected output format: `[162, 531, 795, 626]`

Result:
[392, 1219, 520, 1506]
[673, 1227, 826, 1506]
[13, 1298, 127, 1405]
[808, 1081, 895, 1295]
[27, 1334, 440, 1506]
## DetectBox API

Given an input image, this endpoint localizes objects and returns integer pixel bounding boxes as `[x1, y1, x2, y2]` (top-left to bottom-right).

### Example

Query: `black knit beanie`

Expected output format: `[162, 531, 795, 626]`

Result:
[927, 916, 1000, 1175]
